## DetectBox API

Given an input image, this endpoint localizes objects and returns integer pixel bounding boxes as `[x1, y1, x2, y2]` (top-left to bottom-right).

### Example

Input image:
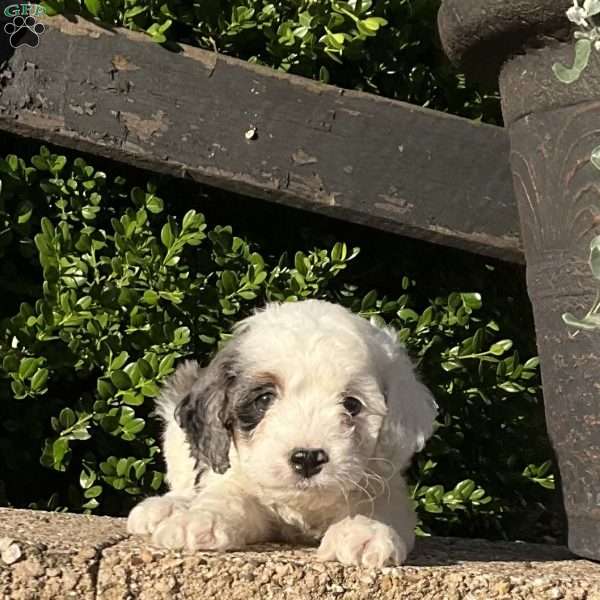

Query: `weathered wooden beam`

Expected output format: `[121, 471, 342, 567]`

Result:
[0, 16, 523, 262]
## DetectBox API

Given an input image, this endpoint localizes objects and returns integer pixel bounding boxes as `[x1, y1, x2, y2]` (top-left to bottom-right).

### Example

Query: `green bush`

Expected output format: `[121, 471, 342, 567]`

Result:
[43, 0, 500, 123]
[0, 145, 556, 541]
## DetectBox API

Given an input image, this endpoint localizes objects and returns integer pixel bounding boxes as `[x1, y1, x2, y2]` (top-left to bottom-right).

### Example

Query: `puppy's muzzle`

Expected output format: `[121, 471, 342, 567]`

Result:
[290, 448, 329, 478]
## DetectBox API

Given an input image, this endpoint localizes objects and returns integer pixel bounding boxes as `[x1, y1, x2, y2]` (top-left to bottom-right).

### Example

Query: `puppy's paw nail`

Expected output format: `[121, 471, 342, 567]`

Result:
[151, 510, 238, 551]
[127, 495, 188, 535]
[318, 515, 408, 567]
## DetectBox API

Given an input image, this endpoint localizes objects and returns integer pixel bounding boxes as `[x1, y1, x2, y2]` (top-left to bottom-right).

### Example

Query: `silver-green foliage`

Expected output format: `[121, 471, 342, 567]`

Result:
[553, 0, 600, 84]
[562, 234, 600, 331]
[562, 150, 600, 332]
[0, 147, 553, 539]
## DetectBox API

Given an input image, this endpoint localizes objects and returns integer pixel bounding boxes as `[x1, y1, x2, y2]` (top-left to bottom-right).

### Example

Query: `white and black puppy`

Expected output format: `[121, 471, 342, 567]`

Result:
[127, 299, 437, 567]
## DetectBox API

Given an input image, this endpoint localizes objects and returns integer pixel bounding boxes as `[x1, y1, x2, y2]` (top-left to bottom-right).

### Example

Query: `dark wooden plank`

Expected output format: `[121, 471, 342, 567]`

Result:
[0, 16, 522, 262]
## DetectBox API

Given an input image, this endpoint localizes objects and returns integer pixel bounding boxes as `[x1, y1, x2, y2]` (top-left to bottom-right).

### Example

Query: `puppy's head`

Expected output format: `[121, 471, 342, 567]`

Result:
[174, 300, 436, 496]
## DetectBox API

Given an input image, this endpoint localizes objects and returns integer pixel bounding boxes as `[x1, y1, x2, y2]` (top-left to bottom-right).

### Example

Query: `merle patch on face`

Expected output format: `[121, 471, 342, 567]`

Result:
[235, 383, 277, 432]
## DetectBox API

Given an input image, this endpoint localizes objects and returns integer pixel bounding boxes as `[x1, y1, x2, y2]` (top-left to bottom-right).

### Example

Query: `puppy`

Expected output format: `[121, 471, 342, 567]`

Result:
[127, 299, 437, 567]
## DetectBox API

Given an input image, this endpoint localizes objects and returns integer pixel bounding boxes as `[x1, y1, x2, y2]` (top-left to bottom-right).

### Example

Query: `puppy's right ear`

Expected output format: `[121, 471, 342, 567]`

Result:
[174, 349, 238, 475]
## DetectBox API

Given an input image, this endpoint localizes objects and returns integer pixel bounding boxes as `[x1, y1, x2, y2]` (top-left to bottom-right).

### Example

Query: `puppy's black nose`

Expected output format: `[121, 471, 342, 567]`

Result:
[289, 448, 329, 478]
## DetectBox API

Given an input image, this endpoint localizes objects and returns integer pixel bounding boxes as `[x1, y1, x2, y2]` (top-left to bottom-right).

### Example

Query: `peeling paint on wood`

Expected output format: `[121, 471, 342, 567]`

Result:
[120, 111, 168, 142]
[291, 149, 318, 165]
[111, 55, 140, 72]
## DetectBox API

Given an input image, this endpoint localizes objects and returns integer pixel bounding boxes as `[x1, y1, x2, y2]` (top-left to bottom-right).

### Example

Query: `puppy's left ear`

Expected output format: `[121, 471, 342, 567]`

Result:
[175, 348, 237, 474]
[374, 331, 437, 468]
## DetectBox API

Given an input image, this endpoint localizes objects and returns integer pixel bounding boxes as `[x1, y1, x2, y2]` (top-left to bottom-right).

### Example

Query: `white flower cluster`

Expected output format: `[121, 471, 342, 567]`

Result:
[568, 0, 600, 49]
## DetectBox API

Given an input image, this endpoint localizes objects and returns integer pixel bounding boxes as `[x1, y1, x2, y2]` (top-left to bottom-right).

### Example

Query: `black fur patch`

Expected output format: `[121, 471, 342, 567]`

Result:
[174, 355, 237, 475]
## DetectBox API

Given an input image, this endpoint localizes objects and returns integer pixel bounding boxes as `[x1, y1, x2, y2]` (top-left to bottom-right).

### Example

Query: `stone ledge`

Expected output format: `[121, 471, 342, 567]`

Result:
[0, 508, 599, 600]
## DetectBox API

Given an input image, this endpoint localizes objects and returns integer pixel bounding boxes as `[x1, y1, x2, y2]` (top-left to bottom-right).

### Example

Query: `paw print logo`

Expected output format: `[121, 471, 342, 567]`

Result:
[4, 15, 45, 49]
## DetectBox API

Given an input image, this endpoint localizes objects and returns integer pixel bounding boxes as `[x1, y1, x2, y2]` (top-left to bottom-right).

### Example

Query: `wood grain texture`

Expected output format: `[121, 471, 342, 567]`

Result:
[0, 16, 522, 261]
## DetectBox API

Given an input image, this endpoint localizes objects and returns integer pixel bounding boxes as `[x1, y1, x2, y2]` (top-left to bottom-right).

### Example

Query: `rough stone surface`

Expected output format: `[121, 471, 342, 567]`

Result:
[497, 31, 600, 563]
[0, 508, 126, 599]
[0, 508, 599, 599]
[499, 41, 600, 124]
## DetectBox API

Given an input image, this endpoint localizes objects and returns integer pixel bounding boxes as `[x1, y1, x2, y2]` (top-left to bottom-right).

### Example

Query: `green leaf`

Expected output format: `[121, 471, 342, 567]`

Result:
[150, 471, 164, 490]
[3, 354, 19, 373]
[173, 326, 190, 346]
[84, 0, 101, 16]
[489, 339, 513, 356]
[84, 485, 103, 499]
[116, 458, 130, 477]
[417, 307, 433, 330]
[461, 292, 482, 310]
[71, 428, 91, 441]
[221, 271, 239, 295]
[498, 381, 524, 393]
[158, 354, 175, 377]
[536, 477, 555, 490]
[19, 357, 38, 379]
[294, 252, 308, 276]
[31, 368, 49, 392]
[133, 461, 147, 479]
[360, 290, 377, 311]
[552, 39, 592, 85]
[469, 489, 486, 501]
[59, 408, 76, 429]
[11, 380, 27, 399]
[111, 351, 129, 371]
[142, 290, 160, 305]
[52, 438, 70, 468]
[17, 201, 33, 224]
[97, 379, 114, 400]
[123, 418, 145, 435]
[31, 155, 49, 171]
[362, 16, 387, 30]
[562, 312, 600, 331]
[122, 391, 144, 406]
[424, 501, 443, 514]
[137, 359, 154, 379]
[141, 382, 160, 397]
[80, 469, 96, 490]
[161, 222, 175, 248]
[124, 4, 147, 18]
[455, 479, 475, 500]
[523, 357, 540, 370]
[398, 308, 419, 321]
[331, 242, 346, 262]
[146, 195, 164, 214]
[40, 0, 61, 16]
[441, 360, 462, 372]
[110, 370, 132, 390]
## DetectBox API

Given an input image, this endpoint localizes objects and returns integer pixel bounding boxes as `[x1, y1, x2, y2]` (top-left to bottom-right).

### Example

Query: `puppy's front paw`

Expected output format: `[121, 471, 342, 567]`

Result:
[152, 509, 241, 551]
[317, 515, 408, 568]
[127, 495, 189, 535]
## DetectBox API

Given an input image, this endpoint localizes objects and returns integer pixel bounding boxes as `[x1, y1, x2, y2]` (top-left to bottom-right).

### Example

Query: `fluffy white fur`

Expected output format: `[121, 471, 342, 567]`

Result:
[127, 299, 437, 567]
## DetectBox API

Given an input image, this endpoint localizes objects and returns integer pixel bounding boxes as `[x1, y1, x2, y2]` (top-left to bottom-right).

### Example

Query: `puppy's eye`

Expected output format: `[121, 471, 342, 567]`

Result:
[237, 391, 276, 432]
[342, 396, 362, 416]
[254, 392, 274, 412]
